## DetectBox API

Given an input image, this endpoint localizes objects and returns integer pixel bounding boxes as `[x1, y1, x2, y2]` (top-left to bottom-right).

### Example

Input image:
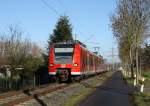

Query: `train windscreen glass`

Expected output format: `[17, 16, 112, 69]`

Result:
[54, 44, 74, 64]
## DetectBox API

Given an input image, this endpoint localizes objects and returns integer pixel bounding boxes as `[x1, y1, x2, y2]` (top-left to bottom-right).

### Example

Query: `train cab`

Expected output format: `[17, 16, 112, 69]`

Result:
[49, 41, 104, 82]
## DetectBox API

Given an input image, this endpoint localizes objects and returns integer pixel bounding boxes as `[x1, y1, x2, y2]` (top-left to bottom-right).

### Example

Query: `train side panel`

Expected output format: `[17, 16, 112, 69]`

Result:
[49, 45, 56, 75]
[72, 44, 81, 75]
[80, 47, 98, 76]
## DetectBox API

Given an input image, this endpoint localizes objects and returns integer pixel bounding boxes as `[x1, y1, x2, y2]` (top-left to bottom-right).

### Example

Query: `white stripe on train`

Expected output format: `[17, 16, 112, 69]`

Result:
[49, 70, 105, 76]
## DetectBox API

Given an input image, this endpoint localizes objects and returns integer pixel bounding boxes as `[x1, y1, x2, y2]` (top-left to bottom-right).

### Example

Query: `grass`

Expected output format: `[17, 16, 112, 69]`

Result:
[124, 77, 134, 85]
[63, 88, 94, 106]
[142, 71, 150, 79]
[141, 71, 150, 88]
[133, 92, 150, 106]
[124, 71, 150, 106]
[134, 71, 150, 106]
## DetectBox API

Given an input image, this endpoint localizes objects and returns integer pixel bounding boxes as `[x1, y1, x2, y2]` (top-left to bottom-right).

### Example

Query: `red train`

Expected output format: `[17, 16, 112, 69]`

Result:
[49, 41, 105, 82]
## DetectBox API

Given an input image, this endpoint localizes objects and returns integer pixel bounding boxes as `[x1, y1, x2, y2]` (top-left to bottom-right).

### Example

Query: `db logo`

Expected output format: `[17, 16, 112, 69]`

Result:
[61, 64, 66, 68]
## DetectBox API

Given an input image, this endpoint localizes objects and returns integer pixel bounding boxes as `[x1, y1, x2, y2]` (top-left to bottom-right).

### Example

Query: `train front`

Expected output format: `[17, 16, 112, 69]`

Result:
[49, 43, 80, 82]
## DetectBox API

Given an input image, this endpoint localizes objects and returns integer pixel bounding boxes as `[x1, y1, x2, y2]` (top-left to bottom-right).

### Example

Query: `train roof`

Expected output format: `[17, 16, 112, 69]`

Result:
[53, 40, 86, 47]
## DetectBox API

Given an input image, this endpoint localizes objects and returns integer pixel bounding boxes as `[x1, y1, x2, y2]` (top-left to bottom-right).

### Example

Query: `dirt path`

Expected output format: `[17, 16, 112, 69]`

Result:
[79, 71, 135, 106]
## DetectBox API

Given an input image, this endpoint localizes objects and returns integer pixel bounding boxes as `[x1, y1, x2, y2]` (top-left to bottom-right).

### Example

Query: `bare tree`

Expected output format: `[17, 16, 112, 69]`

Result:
[0, 25, 44, 89]
[110, 0, 150, 84]
[0, 35, 9, 66]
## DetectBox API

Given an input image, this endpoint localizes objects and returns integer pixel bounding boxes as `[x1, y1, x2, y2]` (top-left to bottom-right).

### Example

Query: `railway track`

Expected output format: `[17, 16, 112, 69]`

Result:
[0, 72, 107, 106]
[0, 83, 68, 106]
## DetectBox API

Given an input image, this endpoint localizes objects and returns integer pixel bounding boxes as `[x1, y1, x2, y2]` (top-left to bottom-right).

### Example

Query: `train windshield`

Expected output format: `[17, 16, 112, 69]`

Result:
[54, 44, 74, 64]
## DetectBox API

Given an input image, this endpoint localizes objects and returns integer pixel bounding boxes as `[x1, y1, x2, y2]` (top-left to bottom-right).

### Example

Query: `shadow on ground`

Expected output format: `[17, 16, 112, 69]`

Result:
[23, 89, 47, 106]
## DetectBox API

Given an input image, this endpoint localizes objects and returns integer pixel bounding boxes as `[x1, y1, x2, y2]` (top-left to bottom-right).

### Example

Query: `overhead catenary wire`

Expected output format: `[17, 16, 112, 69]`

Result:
[40, 0, 83, 36]
[56, 0, 68, 13]
[84, 34, 95, 43]
[40, 0, 92, 45]
[40, 0, 59, 16]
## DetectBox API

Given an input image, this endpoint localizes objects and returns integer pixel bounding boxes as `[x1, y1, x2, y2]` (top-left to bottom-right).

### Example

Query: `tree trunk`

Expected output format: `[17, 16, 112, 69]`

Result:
[129, 46, 134, 78]
[136, 46, 139, 84]
[34, 74, 36, 87]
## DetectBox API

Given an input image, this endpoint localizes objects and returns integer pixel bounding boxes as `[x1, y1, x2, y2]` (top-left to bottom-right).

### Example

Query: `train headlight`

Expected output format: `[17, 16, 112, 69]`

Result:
[73, 63, 78, 66]
[50, 64, 54, 66]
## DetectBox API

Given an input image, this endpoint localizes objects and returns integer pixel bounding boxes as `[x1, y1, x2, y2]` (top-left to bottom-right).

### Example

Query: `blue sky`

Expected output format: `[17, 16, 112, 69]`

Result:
[0, 0, 119, 62]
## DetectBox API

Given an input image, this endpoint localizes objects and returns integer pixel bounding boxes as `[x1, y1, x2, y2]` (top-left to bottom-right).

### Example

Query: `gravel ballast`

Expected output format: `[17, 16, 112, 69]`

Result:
[16, 71, 114, 106]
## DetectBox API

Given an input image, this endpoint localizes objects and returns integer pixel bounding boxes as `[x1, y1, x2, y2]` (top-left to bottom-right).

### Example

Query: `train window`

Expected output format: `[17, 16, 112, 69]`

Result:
[55, 48, 73, 53]
[55, 52, 73, 57]
[54, 44, 74, 64]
